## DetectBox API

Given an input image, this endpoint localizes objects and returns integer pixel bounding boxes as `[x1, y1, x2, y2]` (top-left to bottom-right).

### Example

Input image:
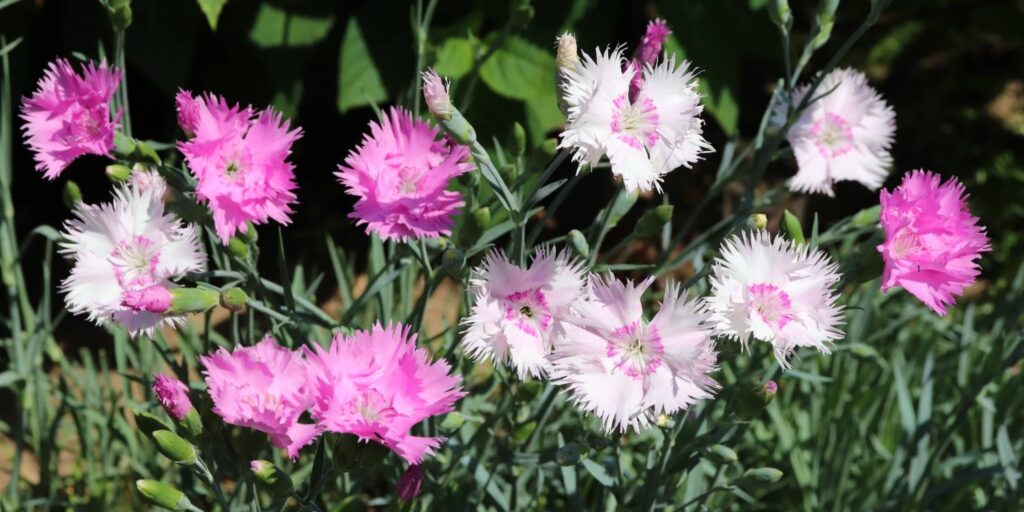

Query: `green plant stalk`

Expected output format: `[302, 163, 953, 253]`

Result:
[411, 0, 439, 116]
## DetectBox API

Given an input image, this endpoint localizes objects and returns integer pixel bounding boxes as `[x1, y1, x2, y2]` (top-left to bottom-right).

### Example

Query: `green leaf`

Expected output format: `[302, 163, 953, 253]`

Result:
[337, 17, 388, 113]
[196, 0, 228, 30]
[479, 36, 562, 144]
[434, 37, 474, 79]
[249, 2, 335, 48]
[581, 457, 615, 487]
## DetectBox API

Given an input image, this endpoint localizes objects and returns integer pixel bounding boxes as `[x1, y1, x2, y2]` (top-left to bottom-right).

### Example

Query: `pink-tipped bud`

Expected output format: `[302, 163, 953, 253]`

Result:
[175, 89, 201, 136]
[421, 69, 452, 119]
[122, 285, 173, 314]
[555, 33, 579, 72]
[152, 374, 193, 421]
[762, 380, 778, 403]
[629, 19, 672, 100]
[396, 464, 424, 501]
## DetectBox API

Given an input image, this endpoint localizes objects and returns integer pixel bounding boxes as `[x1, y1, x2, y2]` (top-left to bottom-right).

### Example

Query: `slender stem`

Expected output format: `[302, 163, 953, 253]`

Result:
[681, 485, 734, 510]
[411, 0, 438, 116]
[526, 172, 584, 247]
[588, 186, 623, 267]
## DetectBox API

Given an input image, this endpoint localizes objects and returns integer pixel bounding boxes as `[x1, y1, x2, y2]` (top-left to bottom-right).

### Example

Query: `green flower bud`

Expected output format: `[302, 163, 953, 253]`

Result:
[768, 0, 793, 32]
[134, 140, 162, 165]
[812, 19, 835, 50]
[442, 247, 466, 279]
[706, 444, 739, 465]
[738, 467, 784, 489]
[567, 229, 589, 260]
[440, 412, 465, 431]
[151, 430, 197, 465]
[511, 122, 527, 157]
[251, 460, 294, 498]
[105, 164, 133, 183]
[136, 479, 192, 511]
[179, 409, 204, 440]
[782, 210, 805, 245]
[555, 442, 583, 466]
[817, 0, 840, 23]
[238, 222, 259, 243]
[852, 205, 881, 226]
[113, 132, 137, 157]
[133, 409, 173, 436]
[635, 205, 674, 237]
[749, 213, 768, 230]
[111, 4, 133, 31]
[438, 109, 477, 146]
[227, 236, 250, 260]
[62, 180, 82, 209]
[168, 288, 220, 315]
[219, 287, 248, 312]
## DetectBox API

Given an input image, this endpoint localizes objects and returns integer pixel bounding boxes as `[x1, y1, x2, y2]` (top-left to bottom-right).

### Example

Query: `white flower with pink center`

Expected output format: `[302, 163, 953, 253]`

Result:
[558, 47, 710, 193]
[551, 277, 718, 433]
[462, 248, 585, 380]
[775, 68, 896, 196]
[60, 177, 206, 337]
[706, 231, 844, 367]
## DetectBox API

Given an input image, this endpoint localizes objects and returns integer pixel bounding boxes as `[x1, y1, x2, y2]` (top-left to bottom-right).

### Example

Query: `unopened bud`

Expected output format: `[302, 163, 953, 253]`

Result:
[738, 467, 784, 489]
[706, 444, 739, 465]
[219, 287, 248, 312]
[152, 374, 193, 421]
[567, 230, 589, 260]
[442, 247, 466, 279]
[635, 204, 673, 237]
[123, 285, 173, 313]
[106, 164, 133, 183]
[817, 0, 840, 23]
[768, 0, 793, 32]
[227, 236, 250, 259]
[113, 132, 137, 157]
[136, 479, 192, 511]
[134, 409, 172, 436]
[750, 213, 768, 230]
[555, 33, 579, 72]
[422, 68, 453, 120]
[440, 412, 465, 431]
[510, 122, 527, 157]
[655, 413, 671, 428]
[62, 181, 82, 209]
[761, 380, 778, 405]
[396, 464, 424, 501]
[782, 210, 805, 245]
[852, 205, 881, 226]
[251, 460, 294, 498]
[152, 430, 197, 465]
[555, 442, 583, 466]
[168, 287, 220, 315]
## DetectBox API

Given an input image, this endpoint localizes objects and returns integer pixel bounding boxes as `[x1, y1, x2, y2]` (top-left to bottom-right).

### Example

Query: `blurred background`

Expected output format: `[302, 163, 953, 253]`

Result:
[1, 0, 1023, 509]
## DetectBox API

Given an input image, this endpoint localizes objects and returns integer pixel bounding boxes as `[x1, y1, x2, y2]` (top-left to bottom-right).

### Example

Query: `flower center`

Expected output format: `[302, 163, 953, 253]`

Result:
[810, 112, 854, 158]
[888, 228, 919, 259]
[111, 235, 161, 290]
[351, 390, 394, 423]
[746, 283, 794, 330]
[66, 106, 108, 143]
[502, 288, 552, 337]
[606, 321, 663, 380]
[610, 94, 660, 150]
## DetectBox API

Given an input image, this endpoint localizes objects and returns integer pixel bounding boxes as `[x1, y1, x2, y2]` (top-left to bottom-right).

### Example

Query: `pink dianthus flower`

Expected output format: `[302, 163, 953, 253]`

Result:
[877, 170, 991, 315]
[152, 374, 193, 421]
[337, 107, 471, 241]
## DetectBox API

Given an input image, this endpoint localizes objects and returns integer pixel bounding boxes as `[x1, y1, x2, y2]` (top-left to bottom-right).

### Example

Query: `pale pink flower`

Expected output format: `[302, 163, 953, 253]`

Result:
[706, 231, 844, 367]
[337, 107, 471, 241]
[152, 374, 193, 421]
[551, 277, 718, 433]
[877, 170, 991, 315]
[20, 59, 122, 179]
[628, 19, 672, 99]
[200, 337, 320, 459]
[777, 68, 896, 196]
[559, 47, 709, 193]
[462, 248, 585, 379]
[60, 180, 206, 337]
[421, 69, 452, 118]
[304, 324, 465, 464]
[177, 92, 302, 243]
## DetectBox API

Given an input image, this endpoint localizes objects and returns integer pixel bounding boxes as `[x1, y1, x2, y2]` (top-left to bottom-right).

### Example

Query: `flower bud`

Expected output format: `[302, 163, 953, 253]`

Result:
[251, 459, 294, 498]
[852, 205, 881, 226]
[134, 409, 172, 436]
[738, 467, 784, 489]
[817, 0, 840, 23]
[110, 3, 133, 30]
[510, 122, 527, 157]
[442, 247, 466, 279]
[227, 236, 250, 259]
[782, 209, 805, 245]
[136, 479, 192, 511]
[219, 287, 248, 312]
[113, 132, 137, 157]
[396, 464, 424, 501]
[168, 287, 220, 315]
[761, 380, 778, 405]
[421, 68, 453, 120]
[106, 164, 133, 183]
[62, 180, 82, 209]
[655, 413, 672, 428]
[635, 204, 673, 237]
[440, 412, 465, 431]
[555, 442, 583, 466]
[152, 374, 193, 421]
[123, 285, 173, 313]
[749, 213, 768, 230]
[151, 430, 197, 465]
[567, 229, 589, 260]
[706, 444, 738, 465]
[555, 33, 579, 73]
[768, 0, 793, 32]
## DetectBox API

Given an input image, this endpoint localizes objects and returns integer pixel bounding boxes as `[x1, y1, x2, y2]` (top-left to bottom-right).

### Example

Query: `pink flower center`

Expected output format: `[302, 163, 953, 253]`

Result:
[888, 228, 920, 259]
[502, 288, 552, 337]
[810, 112, 854, 158]
[351, 390, 395, 424]
[219, 143, 253, 180]
[606, 321, 664, 380]
[65, 106, 108, 144]
[610, 94, 660, 150]
[111, 235, 161, 290]
[746, 283, 794, 330]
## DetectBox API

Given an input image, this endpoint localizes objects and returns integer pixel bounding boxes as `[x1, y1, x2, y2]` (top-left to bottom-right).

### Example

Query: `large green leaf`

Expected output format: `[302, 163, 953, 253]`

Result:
[480, 36, 562, 145]
[337, 17, 388, 113]
[249, 2, 335, 48]
[433, 37, 474, 79]
[196, 0, 228, 30]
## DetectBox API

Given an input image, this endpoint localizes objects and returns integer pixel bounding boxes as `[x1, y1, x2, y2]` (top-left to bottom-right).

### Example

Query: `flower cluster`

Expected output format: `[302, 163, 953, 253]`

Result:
[177, 91, 302, 243]
[200, 325, 464, 462]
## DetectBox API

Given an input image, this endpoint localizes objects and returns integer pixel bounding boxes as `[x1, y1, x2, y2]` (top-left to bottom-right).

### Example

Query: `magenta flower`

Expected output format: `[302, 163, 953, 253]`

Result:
[304, 324, 465, 464]
[175, 89, 201, 136]
[337, 107, 471, 241]
[152, 374, 194, 421]
[200, 337, 319, 458]
[628, 19, 672, 99]
[877, 170, 991, 315]
[177, 92, 302, 243]
[20, 59, 122, 179]
[396, 464, 424, 501]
